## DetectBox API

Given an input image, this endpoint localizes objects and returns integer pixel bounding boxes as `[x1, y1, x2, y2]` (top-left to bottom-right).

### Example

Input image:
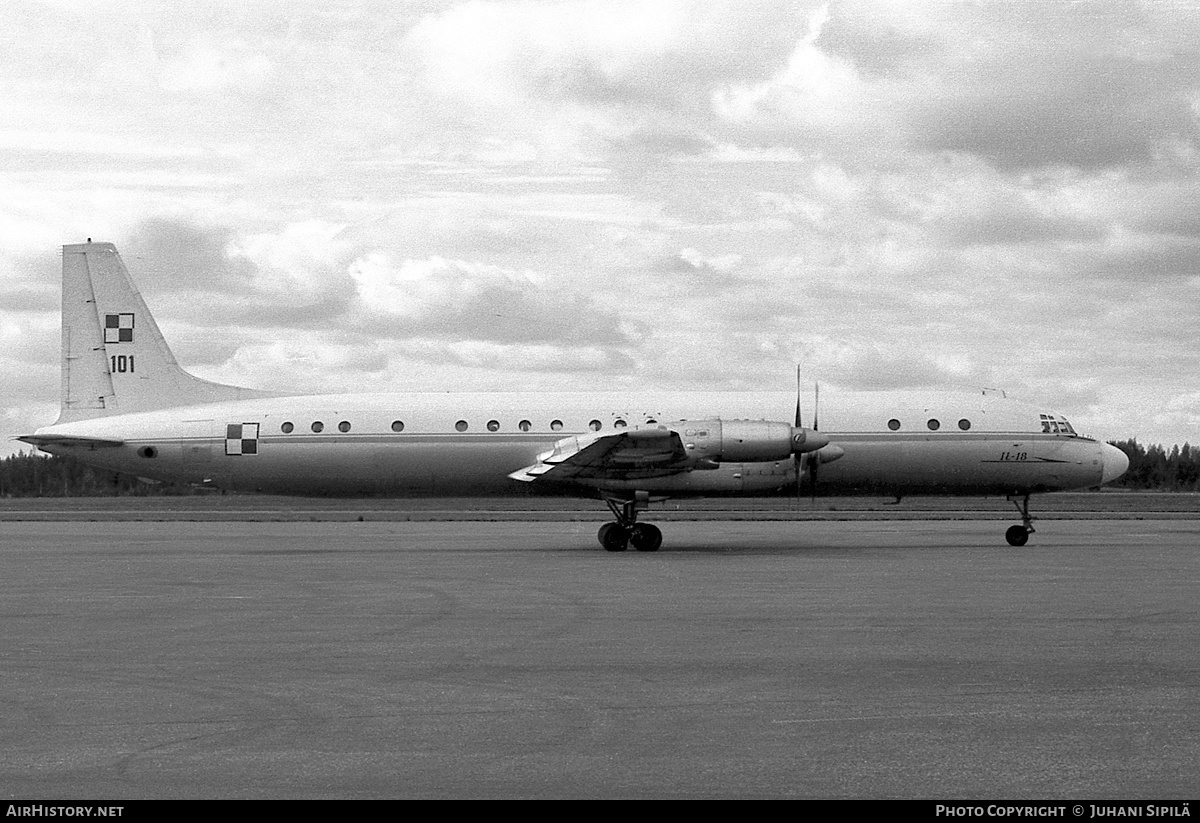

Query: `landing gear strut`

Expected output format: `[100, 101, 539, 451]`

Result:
[1005, 494, 1036, 547]
[598, 493, 662, 552]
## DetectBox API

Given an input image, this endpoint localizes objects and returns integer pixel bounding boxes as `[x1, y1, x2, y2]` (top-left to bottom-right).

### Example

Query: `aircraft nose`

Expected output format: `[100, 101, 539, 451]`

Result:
[1100, 443, 1129, 485]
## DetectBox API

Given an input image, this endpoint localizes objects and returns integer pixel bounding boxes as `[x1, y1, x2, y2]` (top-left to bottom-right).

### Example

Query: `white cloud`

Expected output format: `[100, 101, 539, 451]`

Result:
[1155, 392, 1200, 439]
[0, 215, 60, 258]
[347, 251, 633, 348]
[3, 0, 1200, 456]
[228, 221, 350, 301]
[157, 43, 274, 94]
[712, 4, 839, 121]
[401, 339, 627, 372]
[0, 130, 205, 158]
[678, 247, 742, 273]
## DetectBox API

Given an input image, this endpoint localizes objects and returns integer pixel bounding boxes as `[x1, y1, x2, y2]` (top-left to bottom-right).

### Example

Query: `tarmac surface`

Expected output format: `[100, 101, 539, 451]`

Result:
[2, 512, 1198, 798]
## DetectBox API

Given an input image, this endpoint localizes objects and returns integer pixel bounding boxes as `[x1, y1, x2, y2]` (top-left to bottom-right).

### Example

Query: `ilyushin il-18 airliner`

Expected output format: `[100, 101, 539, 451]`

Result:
[19, 242, 1128, 551]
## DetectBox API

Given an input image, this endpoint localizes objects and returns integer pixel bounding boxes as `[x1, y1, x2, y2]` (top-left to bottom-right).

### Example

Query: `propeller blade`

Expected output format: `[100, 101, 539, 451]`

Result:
[795, 365, 802, 428]
[791, 372, 831, 506]
[794, 366, 803, 506]
[810, 381, 820, 502]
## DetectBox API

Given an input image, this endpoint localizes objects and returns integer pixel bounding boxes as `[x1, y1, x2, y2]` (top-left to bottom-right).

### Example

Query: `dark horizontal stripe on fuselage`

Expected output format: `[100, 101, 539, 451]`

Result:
[114, 431, 1095, 447]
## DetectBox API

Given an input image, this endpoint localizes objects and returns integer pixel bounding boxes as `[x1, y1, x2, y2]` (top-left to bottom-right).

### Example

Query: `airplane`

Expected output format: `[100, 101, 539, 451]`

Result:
[18, 241, 1129, 551]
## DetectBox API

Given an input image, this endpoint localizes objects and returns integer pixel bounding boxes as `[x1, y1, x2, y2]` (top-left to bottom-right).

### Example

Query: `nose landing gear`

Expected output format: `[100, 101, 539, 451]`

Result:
[598, 494, 663, 552]
[1005, 494, 1036, 546]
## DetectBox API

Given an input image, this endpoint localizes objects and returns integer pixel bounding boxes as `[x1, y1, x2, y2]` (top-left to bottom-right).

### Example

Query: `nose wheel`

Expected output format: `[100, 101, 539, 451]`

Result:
[1005, 524, 1031, 547]
[598, 495, 662, 552]
[1005, 494, 1036, 546]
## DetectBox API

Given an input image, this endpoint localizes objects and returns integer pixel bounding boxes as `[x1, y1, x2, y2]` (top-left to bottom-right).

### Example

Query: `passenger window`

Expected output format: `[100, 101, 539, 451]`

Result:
[927, 419, 940, 431]
[888, 419, 900, 431]
[487, 420, 500, 432]
[338, 421, 351, 433]
[311, 421, 324, 433]
[391, 420, 404, 432]
[518, 420, 532, 432]
[455, 420, 468, 432]
[614, 419, 627, 429]
[550, 419, 564, 431]
[958, 419, 971, 431]
[281, 422, 294, 433]
[645, 418, 657, 425]
[588, 419, 602, 431]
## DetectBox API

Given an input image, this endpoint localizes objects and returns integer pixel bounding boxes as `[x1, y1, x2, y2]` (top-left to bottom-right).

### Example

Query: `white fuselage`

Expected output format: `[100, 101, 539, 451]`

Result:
[33, 388, 1115, 498]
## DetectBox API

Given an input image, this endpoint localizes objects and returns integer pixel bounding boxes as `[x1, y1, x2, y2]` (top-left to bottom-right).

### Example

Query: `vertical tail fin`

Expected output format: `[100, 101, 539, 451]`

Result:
[57, 241, 275, 423]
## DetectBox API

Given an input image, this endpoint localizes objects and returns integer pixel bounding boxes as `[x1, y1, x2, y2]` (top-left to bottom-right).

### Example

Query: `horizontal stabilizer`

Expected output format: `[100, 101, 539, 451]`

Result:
[17, 434, 124, 450]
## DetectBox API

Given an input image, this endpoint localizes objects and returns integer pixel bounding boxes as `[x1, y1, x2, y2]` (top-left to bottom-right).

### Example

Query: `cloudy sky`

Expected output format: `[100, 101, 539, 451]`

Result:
[3, 0, 1199, 454]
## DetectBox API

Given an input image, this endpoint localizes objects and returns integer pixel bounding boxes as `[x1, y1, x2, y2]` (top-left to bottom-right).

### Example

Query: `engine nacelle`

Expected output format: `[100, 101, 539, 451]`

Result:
[673, 419, 828, 463]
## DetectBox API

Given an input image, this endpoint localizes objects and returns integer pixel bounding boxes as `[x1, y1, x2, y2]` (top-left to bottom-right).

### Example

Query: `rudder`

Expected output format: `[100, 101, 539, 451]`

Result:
[57, 241, 274, 423]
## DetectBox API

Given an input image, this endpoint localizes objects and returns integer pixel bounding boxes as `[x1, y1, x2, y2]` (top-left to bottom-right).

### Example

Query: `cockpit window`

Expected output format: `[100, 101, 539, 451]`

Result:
[1039, 413, 1076, 436]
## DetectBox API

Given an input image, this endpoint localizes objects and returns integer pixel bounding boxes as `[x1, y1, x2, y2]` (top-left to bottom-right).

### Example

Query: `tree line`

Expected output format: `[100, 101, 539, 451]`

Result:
[1106, 439, 1200, 492]
[2, 439, 1197, 496]
[0, 451, 198, 497]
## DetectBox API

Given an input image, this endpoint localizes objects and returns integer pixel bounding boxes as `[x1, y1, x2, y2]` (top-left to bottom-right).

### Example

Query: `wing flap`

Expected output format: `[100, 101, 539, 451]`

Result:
[509, 427, 690, 483]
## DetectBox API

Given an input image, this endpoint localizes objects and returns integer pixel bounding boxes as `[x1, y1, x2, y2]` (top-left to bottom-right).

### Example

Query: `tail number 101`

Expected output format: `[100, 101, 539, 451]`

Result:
[110, 354, 135, 374]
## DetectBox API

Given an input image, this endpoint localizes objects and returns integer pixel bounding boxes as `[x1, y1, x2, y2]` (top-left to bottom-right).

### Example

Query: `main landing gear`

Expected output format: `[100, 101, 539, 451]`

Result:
[1005, 494, 1036, 547]
[598, 493, 663, 552]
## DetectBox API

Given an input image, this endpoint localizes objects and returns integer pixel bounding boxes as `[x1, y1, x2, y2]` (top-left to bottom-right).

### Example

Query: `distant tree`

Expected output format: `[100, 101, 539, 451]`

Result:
[1106, 439, 1200, 491]
[1176, 443, 1199, 491]
[0, 451, 199, 497]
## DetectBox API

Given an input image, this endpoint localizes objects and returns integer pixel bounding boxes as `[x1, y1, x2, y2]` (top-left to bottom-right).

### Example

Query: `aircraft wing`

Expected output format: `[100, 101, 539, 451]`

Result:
[509, 427, 693, 483]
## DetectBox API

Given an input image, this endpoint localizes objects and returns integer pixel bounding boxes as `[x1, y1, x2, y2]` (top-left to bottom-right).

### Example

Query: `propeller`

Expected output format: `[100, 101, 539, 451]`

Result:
[793, 369, 844, 506]
[794, 370, 822, 504]
[808, 381, 821, 501]
[794, 367, 803, 505]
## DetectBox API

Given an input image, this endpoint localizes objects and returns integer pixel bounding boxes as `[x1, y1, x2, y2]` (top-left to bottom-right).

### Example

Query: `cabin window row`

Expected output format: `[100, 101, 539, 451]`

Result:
[275, 418, 656, 434]
[887, 418, 972, 431]
[279, 421, 352, 434]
